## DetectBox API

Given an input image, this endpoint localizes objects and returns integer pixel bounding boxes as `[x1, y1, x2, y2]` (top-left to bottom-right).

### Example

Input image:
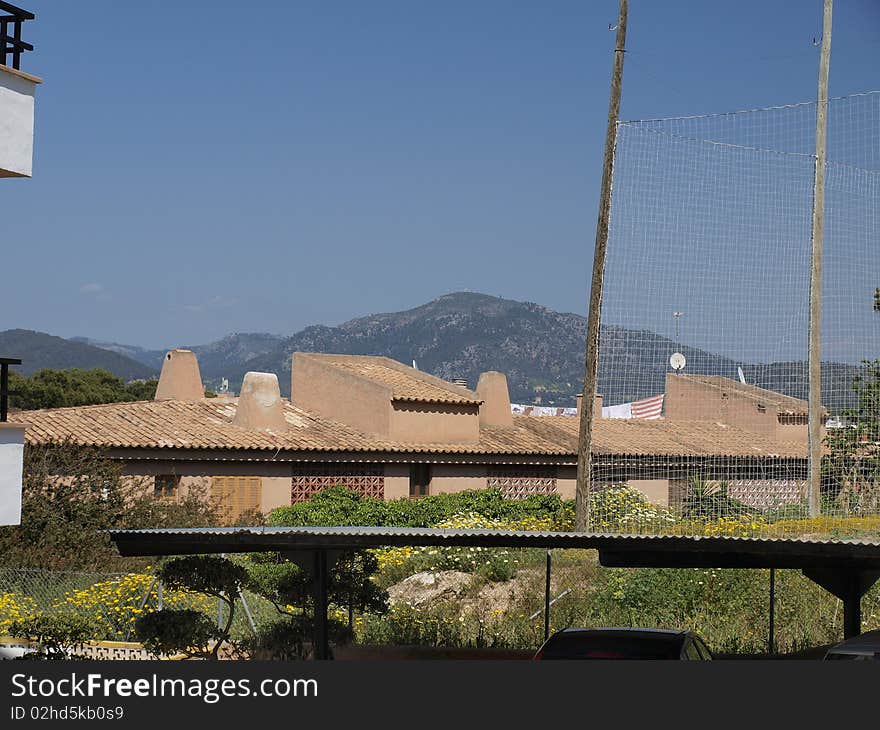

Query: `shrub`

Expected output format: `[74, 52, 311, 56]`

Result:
[9, 613, 95, 660]
[135, 609, 217, 659]
[243, 616, 353, 660]
[589, 486, 676, 532]
[681, 479, 753, 520]
[244, 550, 387, 658]
[135, 556, 251, 659]
[269, 486, 571, 530]
[373, 512, 550, 586]
[0, 592, 37, 635]
[0, 442, 129, 570]
[60, 573, 213, 641]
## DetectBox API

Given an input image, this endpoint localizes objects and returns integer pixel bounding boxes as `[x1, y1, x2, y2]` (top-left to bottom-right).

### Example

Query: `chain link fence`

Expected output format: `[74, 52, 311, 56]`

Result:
[0, 566, 276, 645]
[593, 90, 880, 537]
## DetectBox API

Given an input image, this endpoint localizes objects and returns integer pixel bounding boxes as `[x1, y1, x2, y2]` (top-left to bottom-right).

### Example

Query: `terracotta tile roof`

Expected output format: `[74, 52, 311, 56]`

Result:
[13, 399, 400, 453]
[516, 416, 809, 459]
[671, 374, 811, 415]
[10, 400, 807, 460]
[299, 353, 481, 405]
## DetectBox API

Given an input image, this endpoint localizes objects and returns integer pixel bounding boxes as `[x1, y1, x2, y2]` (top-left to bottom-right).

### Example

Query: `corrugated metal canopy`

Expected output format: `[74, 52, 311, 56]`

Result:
[108, 526, 880, 569]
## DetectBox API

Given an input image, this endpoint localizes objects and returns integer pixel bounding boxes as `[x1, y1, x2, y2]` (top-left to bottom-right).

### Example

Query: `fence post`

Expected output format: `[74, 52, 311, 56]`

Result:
[544, 551, 552, 641]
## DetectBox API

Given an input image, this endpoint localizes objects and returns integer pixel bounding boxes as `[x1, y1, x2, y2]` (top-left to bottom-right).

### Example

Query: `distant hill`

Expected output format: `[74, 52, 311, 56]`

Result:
[0, 330, 156, 381]
[70, 337, 166, 368]
[168, 292, 867, 412]
[7, 293, 866, 412]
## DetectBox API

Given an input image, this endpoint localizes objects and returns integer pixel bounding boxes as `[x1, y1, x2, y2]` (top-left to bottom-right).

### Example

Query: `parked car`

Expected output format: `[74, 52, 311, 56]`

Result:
[534, 628, 713, 660]
[823, 630, 880, 660]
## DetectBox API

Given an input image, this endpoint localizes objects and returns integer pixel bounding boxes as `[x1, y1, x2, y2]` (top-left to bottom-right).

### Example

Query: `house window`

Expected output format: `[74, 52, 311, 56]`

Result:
[409, 464, 431, 499]
[211, 476, 262, 522]
[154, 475, 180, 502]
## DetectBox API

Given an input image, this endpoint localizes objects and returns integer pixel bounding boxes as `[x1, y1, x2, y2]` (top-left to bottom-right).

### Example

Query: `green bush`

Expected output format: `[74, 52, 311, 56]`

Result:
[268, 486, 571, 529]
[9, 613, 96, 660]
[243, 616, 353, 660]
[135, 609, 217, 658]
[245, 551, 387, 618]
[681, 479, 753, 520]
[158, 556, 250, 600]
[589, 486, 676, 532]
[138, 556, 251, 659]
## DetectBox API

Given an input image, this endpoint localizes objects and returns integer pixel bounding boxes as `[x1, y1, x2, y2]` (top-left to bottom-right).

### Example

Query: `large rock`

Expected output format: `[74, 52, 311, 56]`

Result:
[387, 571, 472, 607]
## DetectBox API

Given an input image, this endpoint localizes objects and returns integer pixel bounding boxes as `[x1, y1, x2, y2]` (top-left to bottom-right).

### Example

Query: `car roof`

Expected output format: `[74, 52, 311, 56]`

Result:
[826, 629, 880, 653]
[553, 627, 691, 638]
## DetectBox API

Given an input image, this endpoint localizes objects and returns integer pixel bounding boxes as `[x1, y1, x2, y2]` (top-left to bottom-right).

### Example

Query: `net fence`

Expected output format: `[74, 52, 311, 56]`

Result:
[0, 567, 275, 646]
[592, 90, 880, 537]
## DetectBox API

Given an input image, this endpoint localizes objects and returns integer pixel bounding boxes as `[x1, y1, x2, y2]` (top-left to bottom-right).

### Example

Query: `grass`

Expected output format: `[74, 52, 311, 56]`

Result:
[359, 546, 880, 655]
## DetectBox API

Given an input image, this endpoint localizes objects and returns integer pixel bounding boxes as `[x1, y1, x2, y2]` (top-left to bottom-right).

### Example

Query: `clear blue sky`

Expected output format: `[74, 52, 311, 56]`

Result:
[3, 0, 878, 349]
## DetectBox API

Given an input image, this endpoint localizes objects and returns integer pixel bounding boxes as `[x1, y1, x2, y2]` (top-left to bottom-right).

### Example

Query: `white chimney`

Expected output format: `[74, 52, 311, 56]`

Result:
[233, 372, 286, 431]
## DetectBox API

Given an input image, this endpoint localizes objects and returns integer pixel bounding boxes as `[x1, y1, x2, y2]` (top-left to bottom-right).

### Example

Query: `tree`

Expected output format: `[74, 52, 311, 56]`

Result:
[9, 368, 158, 410]
[245, 551, 388, 659]
[824, 359, 880, 513]
[0, 442, 224, 571]
[135, 556, 250, 660]
[8, 614, 96, 660]
[0, 442, 128, 570]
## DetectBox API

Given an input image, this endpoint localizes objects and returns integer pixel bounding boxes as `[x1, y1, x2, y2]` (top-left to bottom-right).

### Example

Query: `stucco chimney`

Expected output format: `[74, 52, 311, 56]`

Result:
[476, 371, 514, 428]
[576, 393, 604, 418]
[233, 372, 287, 432]
[154, 349, 204, 402]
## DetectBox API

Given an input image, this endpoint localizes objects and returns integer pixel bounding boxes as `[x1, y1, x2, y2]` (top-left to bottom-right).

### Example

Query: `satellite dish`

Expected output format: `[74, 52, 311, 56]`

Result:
[669, 352, 686, 371]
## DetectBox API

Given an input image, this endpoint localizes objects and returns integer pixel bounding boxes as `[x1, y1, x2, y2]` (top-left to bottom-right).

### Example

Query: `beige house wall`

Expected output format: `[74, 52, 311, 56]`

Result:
[544, 469, 667, 505]
[428, 464, 487, 495]
[556, 466, 577, 500]
[121, 460, 292, 479]
[261, 476, 291, 512]
[389, 403, 480, 444]
[666, 375, 789, 443]
[776, 422, 810, 444]
[291, 354, 392, 437]
[627, 479, 669, 507]
[177, 475, 211, 501]
[121, 463, 290, 513]
[383, 463, 410, 500]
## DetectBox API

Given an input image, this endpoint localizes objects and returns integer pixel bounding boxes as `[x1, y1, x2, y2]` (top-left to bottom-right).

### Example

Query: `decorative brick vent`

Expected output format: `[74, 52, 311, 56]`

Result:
[669, 478, 806, 511]
[724, 479, 806, 508]
[487, 466, 557, 500]
[291, 463, 385, 502]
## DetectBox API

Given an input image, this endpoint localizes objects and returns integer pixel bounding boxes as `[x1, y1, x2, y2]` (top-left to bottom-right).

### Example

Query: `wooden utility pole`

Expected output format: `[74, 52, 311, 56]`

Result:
[575, 0, 628, 531]
[807, 0, 833, 518]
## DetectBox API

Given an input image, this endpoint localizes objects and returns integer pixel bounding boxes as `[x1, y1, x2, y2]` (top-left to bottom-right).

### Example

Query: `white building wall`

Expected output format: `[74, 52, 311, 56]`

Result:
[0, 424, 25, 526]
[0, 66, 39, 178]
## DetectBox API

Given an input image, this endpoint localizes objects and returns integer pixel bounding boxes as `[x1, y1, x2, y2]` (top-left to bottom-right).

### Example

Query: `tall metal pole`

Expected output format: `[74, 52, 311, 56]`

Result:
[0, 358, 22, 422]
[544, 551, 552, 641]
[807, 0, 833, 518]
[576, 0, 628, 530]
[768, 568, 776, 654]
[0, 363, 9, 423]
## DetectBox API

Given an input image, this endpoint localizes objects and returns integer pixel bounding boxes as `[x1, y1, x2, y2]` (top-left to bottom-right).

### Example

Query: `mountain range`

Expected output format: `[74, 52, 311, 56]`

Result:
[2, 292, 867, 412]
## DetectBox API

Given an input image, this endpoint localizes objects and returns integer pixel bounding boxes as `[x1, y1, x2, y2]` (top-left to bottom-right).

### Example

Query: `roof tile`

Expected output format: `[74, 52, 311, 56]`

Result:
[300, 353, 482, 405]
[10, 401, 807, 459]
